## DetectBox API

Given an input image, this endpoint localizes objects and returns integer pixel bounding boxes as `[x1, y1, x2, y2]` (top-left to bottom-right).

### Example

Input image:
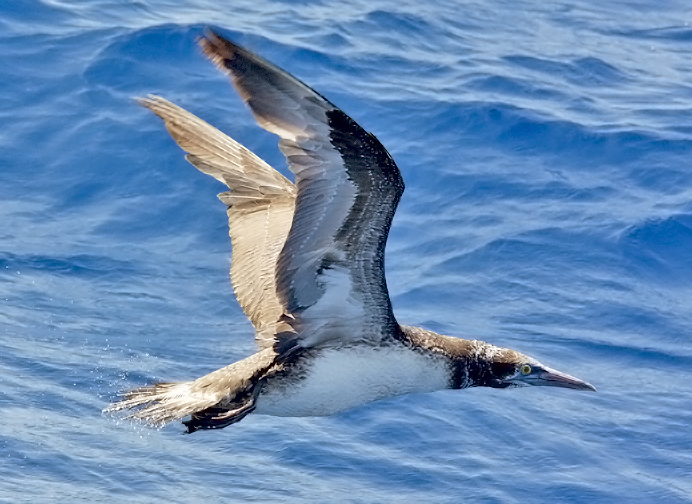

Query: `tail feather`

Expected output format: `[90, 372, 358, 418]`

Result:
[105, 381, 219, 426]
[105, 348, 279, 429]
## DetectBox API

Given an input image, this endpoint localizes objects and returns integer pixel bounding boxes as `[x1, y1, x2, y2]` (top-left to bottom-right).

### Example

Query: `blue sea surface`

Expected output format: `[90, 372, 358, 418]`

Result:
[2, 0, 692, 502]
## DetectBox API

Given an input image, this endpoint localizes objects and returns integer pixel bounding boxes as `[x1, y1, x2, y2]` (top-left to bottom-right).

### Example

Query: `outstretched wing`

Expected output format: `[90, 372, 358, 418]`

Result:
[200, 31, 405, 353]
[139, 96, 296, 348]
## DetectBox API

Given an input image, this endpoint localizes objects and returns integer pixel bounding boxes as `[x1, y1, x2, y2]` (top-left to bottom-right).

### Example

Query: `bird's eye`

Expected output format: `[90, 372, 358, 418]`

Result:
[521, 364, 532, 375]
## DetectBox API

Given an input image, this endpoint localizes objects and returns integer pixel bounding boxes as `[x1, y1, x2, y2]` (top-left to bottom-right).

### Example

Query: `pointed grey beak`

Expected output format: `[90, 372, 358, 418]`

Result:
[530, 365, 597, 391]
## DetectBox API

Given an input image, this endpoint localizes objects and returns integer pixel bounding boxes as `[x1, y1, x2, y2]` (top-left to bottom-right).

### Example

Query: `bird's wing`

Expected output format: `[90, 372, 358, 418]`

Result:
[139, 96, 296, 348]
[200, 31, 405, 353]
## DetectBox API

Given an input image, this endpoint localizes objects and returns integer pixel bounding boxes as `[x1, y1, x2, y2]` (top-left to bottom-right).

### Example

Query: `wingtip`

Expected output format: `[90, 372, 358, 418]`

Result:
[135, 95, 175, 117]
[198, 27, 216, 51]
[201, 26, 221, 41]
[201, 27, 227, 44]
[196, 30, 263, 105]
[134, 94, 156, 109]
[198, 28, 241, 65]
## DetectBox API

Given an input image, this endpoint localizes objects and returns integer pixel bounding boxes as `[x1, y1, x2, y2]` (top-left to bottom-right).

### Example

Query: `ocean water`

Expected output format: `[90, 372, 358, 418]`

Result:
[2, 0, 692, 502]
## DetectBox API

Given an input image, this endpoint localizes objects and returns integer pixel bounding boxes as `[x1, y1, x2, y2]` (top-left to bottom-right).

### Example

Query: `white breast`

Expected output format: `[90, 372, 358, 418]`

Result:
[254, 345, 452, 417]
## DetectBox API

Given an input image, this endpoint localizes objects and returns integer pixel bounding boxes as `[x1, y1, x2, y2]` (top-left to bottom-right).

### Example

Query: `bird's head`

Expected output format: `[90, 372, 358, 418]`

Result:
[466, 343, 596, 392]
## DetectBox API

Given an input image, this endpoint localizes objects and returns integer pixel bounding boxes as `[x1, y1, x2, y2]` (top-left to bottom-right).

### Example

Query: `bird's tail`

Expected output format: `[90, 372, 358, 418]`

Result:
[105, 381, 203, 425]
[105, 348, 279, 432]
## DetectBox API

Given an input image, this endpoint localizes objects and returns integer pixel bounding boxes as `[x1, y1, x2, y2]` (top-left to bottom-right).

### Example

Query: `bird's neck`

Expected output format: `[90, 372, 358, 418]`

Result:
[397, 324, 520, 389]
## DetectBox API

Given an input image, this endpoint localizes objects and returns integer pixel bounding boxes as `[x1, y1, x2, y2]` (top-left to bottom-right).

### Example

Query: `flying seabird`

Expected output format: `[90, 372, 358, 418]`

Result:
[107, 30, 595, 433]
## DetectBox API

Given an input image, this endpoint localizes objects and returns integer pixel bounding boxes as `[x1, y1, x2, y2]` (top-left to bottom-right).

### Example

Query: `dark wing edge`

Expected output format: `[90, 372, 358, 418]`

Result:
[199, 30, 405, 353]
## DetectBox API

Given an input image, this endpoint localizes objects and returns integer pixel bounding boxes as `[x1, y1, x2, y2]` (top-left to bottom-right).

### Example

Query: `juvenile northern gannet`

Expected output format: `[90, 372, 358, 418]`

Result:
[107, 30, 595, 433]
